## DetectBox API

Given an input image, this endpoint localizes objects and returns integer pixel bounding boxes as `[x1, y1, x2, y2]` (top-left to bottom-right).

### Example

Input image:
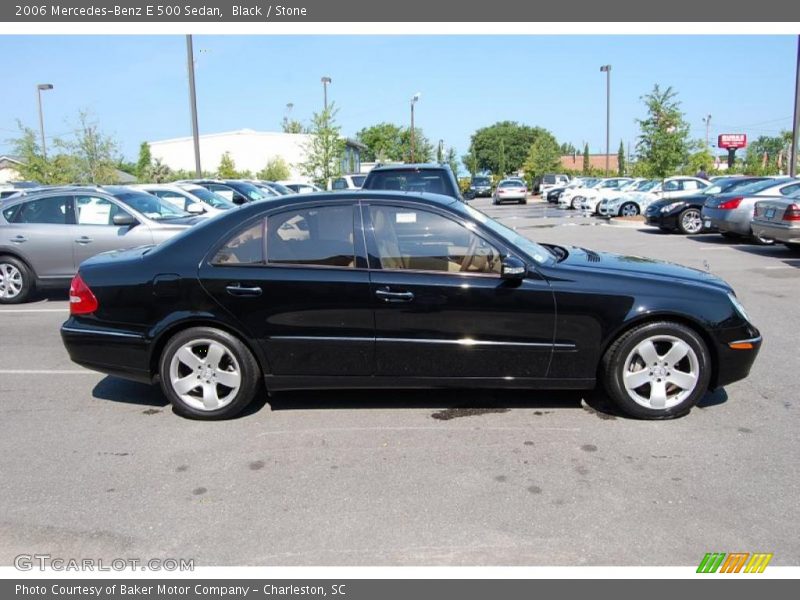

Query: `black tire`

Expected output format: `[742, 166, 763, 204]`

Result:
[619, 202, 639, 217]
[677, 208, 703, 235]
[721, 231, 741, 240]
[658, 226, 672, 233]
[0, 255, 34, 304]
[520, 199, 527, 205]
[749, 229, 775, 245]
[601, 321, 711, 420]
[784, 242, 800, 251]
[159, 326, 262, 420]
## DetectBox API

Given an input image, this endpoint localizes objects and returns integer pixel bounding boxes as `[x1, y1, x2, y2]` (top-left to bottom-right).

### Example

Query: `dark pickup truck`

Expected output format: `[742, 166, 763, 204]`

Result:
[362, 163, 464, 201]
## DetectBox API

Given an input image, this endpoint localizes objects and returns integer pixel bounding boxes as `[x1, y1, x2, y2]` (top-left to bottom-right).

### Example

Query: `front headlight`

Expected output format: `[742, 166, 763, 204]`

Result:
[728, 292, 751, 323]
[660, 201, 684, 213]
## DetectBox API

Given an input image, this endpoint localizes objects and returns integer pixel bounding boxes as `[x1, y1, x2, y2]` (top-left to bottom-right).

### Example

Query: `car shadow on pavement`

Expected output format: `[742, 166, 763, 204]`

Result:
[90, 376, 728, 420]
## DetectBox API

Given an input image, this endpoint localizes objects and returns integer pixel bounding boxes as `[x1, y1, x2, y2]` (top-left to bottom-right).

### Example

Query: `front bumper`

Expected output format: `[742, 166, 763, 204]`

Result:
[711, 325, 762, 389]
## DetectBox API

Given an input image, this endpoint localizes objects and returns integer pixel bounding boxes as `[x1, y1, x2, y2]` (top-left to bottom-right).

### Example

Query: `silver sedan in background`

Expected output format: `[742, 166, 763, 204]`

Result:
[492, 179, 528, 204]
[751, 197, 800, 250]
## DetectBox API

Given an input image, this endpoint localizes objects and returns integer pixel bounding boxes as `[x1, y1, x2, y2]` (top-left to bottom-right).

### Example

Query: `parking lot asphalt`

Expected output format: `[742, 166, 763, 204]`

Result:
[1, 197, 797, 566]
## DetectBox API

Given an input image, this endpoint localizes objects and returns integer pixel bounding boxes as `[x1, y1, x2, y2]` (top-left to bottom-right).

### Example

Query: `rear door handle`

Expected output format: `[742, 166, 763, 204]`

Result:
[226, 284, 262, 297]
[375, 288, 415, 303]
[75, 236, 93, 245]
[11, 235, 27, 243]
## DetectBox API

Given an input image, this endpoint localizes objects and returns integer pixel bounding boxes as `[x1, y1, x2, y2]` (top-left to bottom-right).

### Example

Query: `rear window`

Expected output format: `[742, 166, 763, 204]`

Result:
[11, 195, 70, 224]
[365, 169, 454, 196]
[499, 180, 523, 188]
[472, 177, 491, 186]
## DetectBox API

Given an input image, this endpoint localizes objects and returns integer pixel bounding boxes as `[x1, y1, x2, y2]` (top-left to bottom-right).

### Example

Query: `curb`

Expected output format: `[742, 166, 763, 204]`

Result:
[607, 218, 648, 228]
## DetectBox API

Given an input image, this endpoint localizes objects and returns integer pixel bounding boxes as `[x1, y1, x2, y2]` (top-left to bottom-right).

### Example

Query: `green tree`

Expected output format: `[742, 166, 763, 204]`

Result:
[446, 147, 459, 179]
[282, 118, 305, 134]
[216, 152, 238, 178]
[146, 158, 172, 183]
[560, 142, 577, 155]
[301, 103, 346, 185]
[582, 143, 590, 175]
[743, 132, 792, 175]
[8, 123, 56, 183]
[399, 127, 434, 163]
[523, 133, 562, 182]
[634, 84, 691, 177]
[54, 111, 119, 184]
[257, 156, 291, 181]
[617, 140, 626, 176]
[136, 142, 152, 180]
[469, 121, 553, 175]
[356, 122, 404, 162]
[462, 150, 479, 177]
[497, 140, 506, 177]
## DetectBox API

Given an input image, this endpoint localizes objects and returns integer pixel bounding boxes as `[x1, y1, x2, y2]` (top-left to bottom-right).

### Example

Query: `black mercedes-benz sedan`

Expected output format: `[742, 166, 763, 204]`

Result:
[61, 191, 761, 420]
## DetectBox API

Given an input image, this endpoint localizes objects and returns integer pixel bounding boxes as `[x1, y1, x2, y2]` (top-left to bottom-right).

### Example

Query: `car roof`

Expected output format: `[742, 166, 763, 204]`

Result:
[369, 163, 452, 172]
[241, 190, 459, 210]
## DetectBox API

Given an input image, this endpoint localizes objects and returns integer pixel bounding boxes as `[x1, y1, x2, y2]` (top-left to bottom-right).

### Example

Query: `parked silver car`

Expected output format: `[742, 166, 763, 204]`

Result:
[751, 197, 800, 250]
[0, 186, 203, 303]
[701, 178, 800, 242]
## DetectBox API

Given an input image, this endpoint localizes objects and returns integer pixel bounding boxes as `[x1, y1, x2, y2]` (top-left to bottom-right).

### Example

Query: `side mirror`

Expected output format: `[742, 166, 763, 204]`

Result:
[501, 256, 527, 280]
[186, 202, 205, 214]
[112, 213, 137, 227]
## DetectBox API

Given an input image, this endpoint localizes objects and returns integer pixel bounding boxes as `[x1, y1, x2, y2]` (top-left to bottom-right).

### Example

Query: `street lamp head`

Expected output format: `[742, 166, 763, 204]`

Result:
[321, 76, 332, 84]
[600, 65, 611, 72]
[37, 83, 54, 91]
[411, 92, 421, 104]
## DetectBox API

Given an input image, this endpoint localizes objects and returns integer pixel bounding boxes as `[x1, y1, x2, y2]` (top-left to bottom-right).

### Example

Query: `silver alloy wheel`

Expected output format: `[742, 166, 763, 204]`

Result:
[0, 263, 23, 300]
[168, 338, 242, 411]
[622, 335, 700, 410]
[621, 203, 639, 217]
[681, 209, 703, 234]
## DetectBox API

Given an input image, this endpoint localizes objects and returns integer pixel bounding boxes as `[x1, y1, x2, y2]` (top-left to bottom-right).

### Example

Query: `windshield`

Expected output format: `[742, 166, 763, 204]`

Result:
[233, 182, 268, 201]
[462, 203, 553, 264]
[636, 180, 659, 192]
[472, 177, 491, 186]
[115, 191, 189, 220]
[703, 177, 757, 195]
[185, 187, 235, 209]
[264, 181, 295, 195]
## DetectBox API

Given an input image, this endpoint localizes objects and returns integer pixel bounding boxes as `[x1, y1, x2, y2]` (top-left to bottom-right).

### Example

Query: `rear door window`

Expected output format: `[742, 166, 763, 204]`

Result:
[266, 205, 355, 268]
[12, 195, 71, 224]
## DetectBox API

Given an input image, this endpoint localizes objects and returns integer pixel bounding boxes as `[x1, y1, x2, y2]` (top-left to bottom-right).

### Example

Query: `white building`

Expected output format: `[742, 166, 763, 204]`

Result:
[0, 155, 24, 183]
[148, 129, 364, 180]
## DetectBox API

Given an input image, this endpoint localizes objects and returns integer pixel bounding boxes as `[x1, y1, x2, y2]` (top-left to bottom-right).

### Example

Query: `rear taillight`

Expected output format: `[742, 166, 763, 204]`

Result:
[718, 197, 743, 210]
[69, 274, 98, 315]
[783, 203, 800, 221]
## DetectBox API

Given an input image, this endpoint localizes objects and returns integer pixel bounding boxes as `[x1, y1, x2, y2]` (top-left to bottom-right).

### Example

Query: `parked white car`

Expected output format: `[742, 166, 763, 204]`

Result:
[557, 177, 601, 209]
[598, 179, 662, 217]
[278, 181, 325, 194]
[329, 174, 367, 191]
[539, 173, 570, 197]
[132, 183, 236, 216]
[577, 178, 636, 213]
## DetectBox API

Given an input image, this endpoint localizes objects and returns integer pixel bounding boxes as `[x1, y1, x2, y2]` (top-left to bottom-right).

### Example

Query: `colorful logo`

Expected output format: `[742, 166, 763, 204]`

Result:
[697, 552, 773, 573]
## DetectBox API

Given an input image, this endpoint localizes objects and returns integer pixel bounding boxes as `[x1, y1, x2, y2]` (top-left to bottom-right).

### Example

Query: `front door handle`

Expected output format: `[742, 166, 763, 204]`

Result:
[75, 236, 93, 245]
[226, 284, 262, 297]
[375, 288, 415, 303]
[11, 235, 27, 243]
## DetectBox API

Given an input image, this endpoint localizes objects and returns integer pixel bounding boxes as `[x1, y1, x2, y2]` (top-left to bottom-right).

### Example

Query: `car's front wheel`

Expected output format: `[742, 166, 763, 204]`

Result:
[0, 256, 33, 304]
[602, 321, 711, 419]
[159, 327, 262, 420]
[678, 208, 704, 234]
[620, 202, 639, 217]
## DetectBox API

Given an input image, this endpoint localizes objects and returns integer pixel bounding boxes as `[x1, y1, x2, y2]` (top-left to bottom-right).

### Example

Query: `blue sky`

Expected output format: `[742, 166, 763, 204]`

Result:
[1, 35, 797, 164]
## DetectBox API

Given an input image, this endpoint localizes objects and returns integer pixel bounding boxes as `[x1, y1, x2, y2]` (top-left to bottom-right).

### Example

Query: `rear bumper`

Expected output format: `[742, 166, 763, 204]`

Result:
[702, 207, 750, 236]
[751, 221, 800, 244]
[61, 318, 153, 384]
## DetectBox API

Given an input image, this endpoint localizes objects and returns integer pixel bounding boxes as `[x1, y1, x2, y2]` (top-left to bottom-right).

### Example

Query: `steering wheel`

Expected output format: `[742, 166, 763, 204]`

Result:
[460, 235, 481, 272]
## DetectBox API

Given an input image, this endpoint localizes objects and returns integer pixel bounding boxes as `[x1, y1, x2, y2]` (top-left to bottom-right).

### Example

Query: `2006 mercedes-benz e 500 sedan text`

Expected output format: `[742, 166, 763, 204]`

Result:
[61, 191, 761, 420]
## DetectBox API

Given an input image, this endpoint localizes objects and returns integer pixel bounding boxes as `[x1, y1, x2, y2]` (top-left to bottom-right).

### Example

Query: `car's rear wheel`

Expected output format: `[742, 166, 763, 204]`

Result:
[620, 202, 639, 217]
[0, 256, 33, 304]
[678, 208, 703, 234]
[750, 229, 775, 245]
[159, 327, 262, 420]
[602, 321, 711, 419]
[571, 197, 581, 210]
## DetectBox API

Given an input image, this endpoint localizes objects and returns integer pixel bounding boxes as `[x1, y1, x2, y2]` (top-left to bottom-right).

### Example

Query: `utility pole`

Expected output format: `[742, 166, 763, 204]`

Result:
[600, 65, 611, 176]
[790, 36, 800, 177]
[186, 35, 202, 177]
[36, 84, 53, 161]
[410, 92, 420, 163]
[703, 114, 712, 149]
[321, 76, 332, 112]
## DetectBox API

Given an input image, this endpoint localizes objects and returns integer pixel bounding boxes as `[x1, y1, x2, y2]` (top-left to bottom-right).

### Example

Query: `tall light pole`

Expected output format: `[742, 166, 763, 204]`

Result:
[186, 35, 202, 177]
[790, 36, 800, 178]
[410, 92, 421, 163]
[600, 65, 611, 176]
[321, 76, 332, 111]
[36, 84, 53, 161]
[702, 114, 712, 150]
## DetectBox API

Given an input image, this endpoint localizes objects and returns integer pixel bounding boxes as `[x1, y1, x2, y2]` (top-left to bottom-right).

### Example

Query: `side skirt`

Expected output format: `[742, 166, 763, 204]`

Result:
[265, 375, 596, 392]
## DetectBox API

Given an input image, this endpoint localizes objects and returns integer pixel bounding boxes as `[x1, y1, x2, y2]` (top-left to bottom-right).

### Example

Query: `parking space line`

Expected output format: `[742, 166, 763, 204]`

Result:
[0, 309, 68, 313]
[0, 368, 93, 374]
